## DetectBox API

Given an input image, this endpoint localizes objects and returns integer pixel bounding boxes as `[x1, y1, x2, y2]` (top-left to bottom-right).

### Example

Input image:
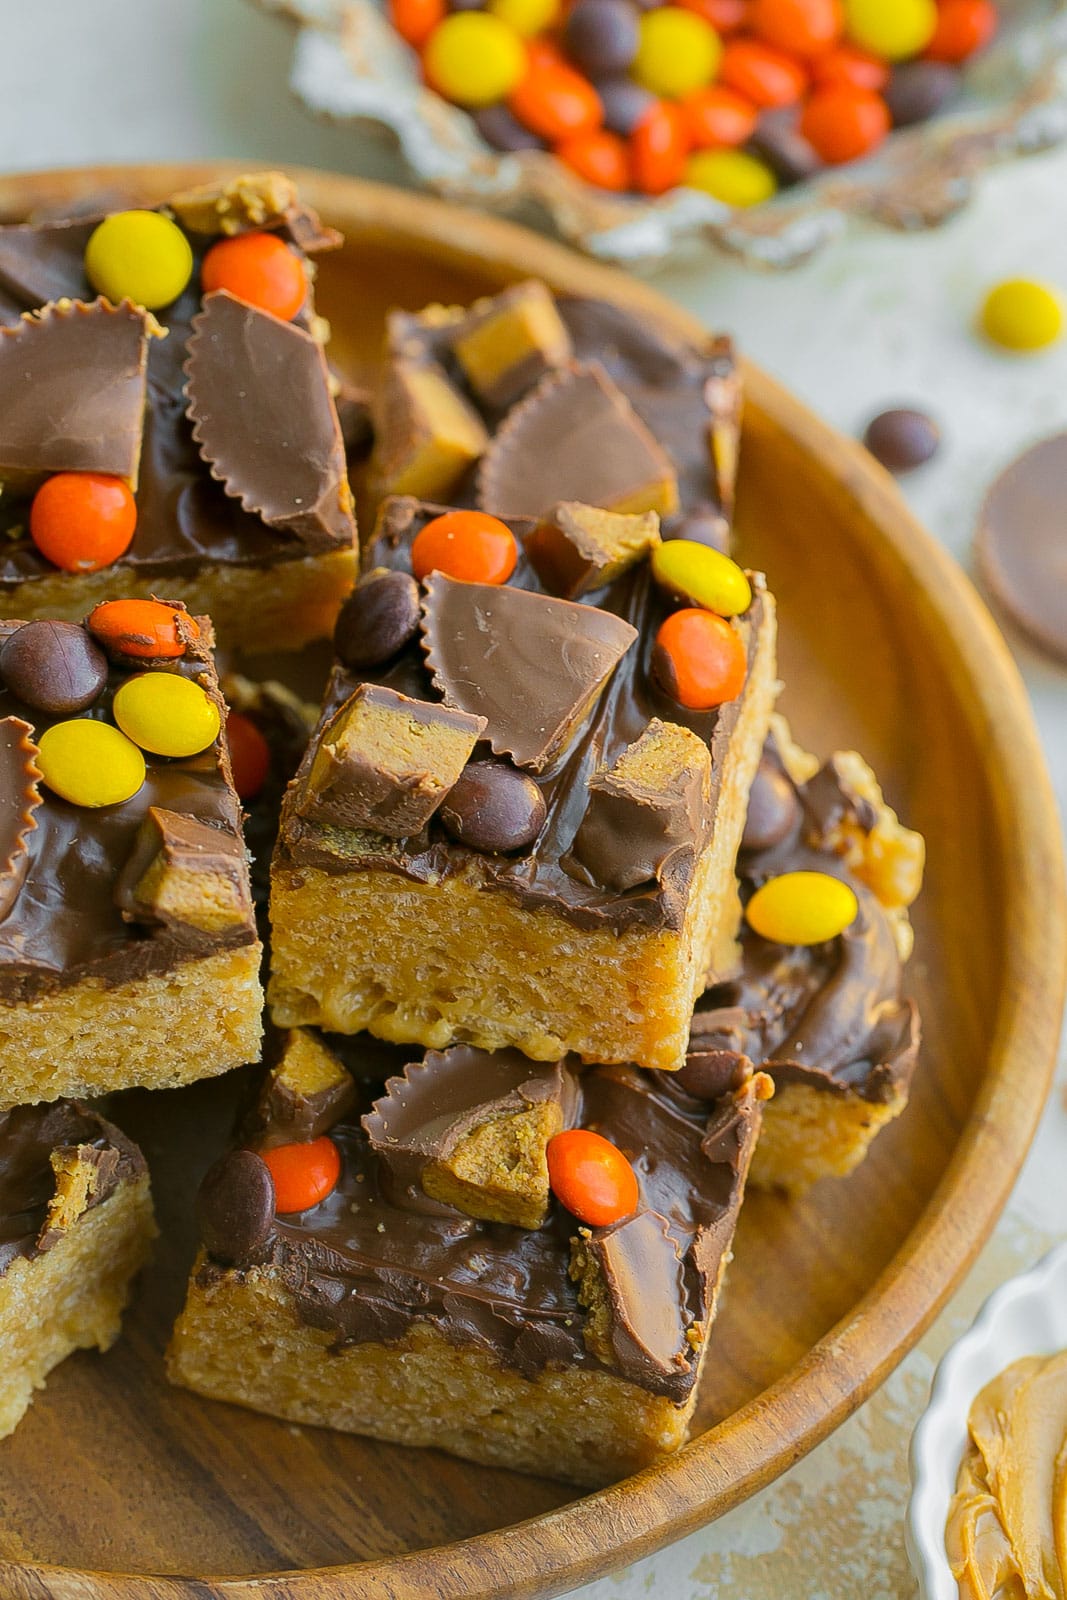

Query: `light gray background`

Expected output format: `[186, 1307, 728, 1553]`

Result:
[4, 3, 1067, 1593]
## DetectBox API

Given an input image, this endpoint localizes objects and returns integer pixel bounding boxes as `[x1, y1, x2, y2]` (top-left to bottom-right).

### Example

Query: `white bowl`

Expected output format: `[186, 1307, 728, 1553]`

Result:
[907, 1240, 1067, 1599]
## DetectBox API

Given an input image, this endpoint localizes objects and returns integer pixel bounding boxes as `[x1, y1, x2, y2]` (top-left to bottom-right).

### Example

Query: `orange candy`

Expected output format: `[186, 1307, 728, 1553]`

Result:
[509, 60, 603, 141]
[201, 232, 307, 322]
[411, 510, 518, 584]
[87, 599, 198, 661]
[547, 1129, 639, 1227]
[227, 711, 271, 801]
[749, 0, 843, 57]
[652, 608, 747, 709]
[924, 0, 997, 62]
[557, 128, 631, 190]
[261, 1137, 341, 1215]
[811, 43, 888, 90]
[719, 38, 809, 108]
[388, 0, 445, 46]
[681, 85, 759, 148]
[631, 101, 689, 195]
[799, 83, 890, 163]
[677, 0, 747, 30]
[29, 473, 137, 573]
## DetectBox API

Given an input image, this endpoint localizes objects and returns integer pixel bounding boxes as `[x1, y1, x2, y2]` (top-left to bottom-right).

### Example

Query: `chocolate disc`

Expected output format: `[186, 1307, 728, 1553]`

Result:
[196, 1148, 276, 1264]
[0, 620, 109, 715]
[565, 0, 639, 77]
[884, 61, 960, 128]
[334, 570, 421, 670]
[863, 408, 940, 474]
[741, 758, 800, 853]
[439, 760, 547, 853]
[976, 432, 1067, 663]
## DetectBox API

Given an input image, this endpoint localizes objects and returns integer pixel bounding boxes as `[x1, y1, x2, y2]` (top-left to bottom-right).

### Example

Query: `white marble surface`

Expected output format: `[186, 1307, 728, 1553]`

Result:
[4, 3, 1067, 1594]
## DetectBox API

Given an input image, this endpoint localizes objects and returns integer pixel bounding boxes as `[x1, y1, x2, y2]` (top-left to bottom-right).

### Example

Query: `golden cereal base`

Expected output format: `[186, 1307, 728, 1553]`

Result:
[752, 1080, 906, 1196]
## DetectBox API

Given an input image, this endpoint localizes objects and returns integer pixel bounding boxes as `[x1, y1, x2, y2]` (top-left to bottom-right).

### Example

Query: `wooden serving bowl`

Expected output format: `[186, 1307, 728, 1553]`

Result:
[0, 165, 1063, 1600]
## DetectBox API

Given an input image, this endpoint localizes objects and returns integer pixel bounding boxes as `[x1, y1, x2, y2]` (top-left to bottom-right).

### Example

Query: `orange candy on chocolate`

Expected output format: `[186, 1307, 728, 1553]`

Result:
[227, 711, 271, 802]
[261, 1137, 341, 1215]
[719, 38, 808, 107]
[652, 608, 747, 709]
[87, 598, 198, 661]
[557, 128, 631, 190]
[201, 232, 307, 322]
[411, 510, 518, 585]
[509, 58, 603, 141]
[29, 472, 137, 573]
[924, 0, 997, 62]
[547, 1129, 639, 1227]
[750, 0, 843, 57]
[681, 85, 759, 149]
[631, 101, 689, 195]
[799, 83, 890, 162]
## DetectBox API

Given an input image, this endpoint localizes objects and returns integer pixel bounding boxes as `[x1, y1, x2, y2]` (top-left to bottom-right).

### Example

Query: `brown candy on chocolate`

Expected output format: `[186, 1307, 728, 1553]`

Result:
[438, 760, 546, 854]
[257, 1029, 358, 1148]
[450, 281, 574, 412]
[197, 1149, 276, 1266]
[569, 720, 710, 892]
[115, 806, 254, 941]
[0, 717, 42, 926]
[0, 621, 108, 716]
[333, 569, 421, 671]
[421, 572, 637, 772]
[0, 298, 152, 490]
[740, 755, 800, 853]
[672, 503, 729, 553]
[976, 432, 1067, 663]
[570, 1210, 691, 1389]
[478, 362, 680, 521]
[370, 354, 489, 503]
[526, 501, 661, 599]
[675, 1048, 751, 1103]
[184, 290, 356, 552]
[297, 682, 486, 837]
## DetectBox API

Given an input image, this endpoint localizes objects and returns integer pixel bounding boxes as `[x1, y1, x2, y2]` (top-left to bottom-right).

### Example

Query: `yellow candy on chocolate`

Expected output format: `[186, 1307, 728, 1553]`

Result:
[651, 540, 752, 617]
[113, 672, 221, 758]
[37, 719, 145, 808]
[746, 871, 858, 946]
[84, 210, 193, 311]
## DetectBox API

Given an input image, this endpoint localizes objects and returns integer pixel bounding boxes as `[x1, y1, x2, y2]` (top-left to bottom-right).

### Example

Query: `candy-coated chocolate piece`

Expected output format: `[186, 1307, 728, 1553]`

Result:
[564, 0, 640, 76]
[632, 7, 723, 99]
[883, 59, 959, 126]
[425, 12, 528, 105]
[113, 673, 221, 758]
[439, 759, 547, 852]
[84, 210, 193, 311]
[473, 103, 547, 149]
[547, 1127, 639, 1226]
[681, 85, 759, 149]
[557, 127, 631, 189]
[261, 1136, 342, 1214]
[29, 472, 137, 573]
[980, 280, 1064, 353]
[812, 43, 888, 90]
[799, 83, 890, 163]
[674, 503, 728, 551]
[389, 0, 447, 45]
[88, 599, 197, 660]
[597, 76, 656, 136]
[750, 0, 843, 58]
[226, 711, 271, 802]
[201, 232, 306, 322]
[924, 0, 997, 62]
[719, 37, 808, 107]
[746, 869, 859, 945]
[651, 540, 752, 615]
[843, 0, 936, 61]
[684, 148, 777, 206]
[0, 620, 108, 716]
[651, 608, 747, 709]
[37, 718, 146, 808]
[749, 109, 822, 184]
[631, 100, 689, 194]
[509, 56, 604, 139]
[411, 510, 519, 584]
[741, 758, 801, 851]
[489, 0, 559, 37]
[197, 1149, 276, 1264]
[678, 0, 745, 29]
[334, 569, 422, 669]
[863, 408, 940, 473]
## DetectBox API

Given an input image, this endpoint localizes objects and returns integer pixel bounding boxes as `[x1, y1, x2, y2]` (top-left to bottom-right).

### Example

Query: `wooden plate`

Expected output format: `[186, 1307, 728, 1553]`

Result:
[0, 165, 1063, 1600]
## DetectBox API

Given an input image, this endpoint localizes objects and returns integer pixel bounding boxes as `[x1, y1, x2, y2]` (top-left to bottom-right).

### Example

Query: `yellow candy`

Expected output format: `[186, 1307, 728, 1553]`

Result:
[746, 871, 858, 946]
[489, 0, 558, 38]
[113, 672, 221, 758]
[683, 150, 777, 210]
[84, 211, 193, 311]
[651, 540, 753, 616]
[37, 719, 145, 808]
[633, 8, 722, 100]
[423, 13, 528, 107]
[980, 279, 1064, 353]
[843, 0, 936, 62]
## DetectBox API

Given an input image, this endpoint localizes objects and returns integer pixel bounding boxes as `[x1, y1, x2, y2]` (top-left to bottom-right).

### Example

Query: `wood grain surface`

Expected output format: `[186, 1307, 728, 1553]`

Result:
[0, 164, 1062, 1600]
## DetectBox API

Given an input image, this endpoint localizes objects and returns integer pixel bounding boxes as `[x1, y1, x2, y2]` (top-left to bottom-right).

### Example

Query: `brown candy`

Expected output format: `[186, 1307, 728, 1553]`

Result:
[439, 760, 547, 853]
[672, 503, 729, 553]
[197, 1148, 276, 1264]
[741, 757, 801, 852]
[0, 620, 108, 715]
[676, 1047, 751, 1102]
[863, 408, 940, 474]
[884, 61, 960, 128]
[333, 569, 421, 670]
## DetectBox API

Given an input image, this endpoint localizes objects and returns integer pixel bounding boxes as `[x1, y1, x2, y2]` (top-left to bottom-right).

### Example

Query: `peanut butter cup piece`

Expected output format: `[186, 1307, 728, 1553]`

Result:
[115, 806, 254, 940]
[450, 281, 573, 411]
[256, 1029, 358, 1148]
[526, 502, 661, 599]
[0, 718, 42, 924]
[570, 1210, 692, 1389]
[370, 354, 489, 503]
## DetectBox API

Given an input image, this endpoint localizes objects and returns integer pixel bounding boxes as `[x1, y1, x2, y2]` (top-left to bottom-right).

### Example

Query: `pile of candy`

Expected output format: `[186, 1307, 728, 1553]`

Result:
[387, 0, 999, 202]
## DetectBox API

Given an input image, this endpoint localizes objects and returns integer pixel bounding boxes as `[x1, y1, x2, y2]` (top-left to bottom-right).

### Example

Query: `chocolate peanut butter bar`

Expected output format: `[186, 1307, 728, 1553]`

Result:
[685, 719, 925, 1194]
[268, 496, 777, 1072]
[0, 1099, 155, 1437]
[0, 603, 263, 1106]
[168, 1030, 769, 1486]
[0, 173, 357, 651]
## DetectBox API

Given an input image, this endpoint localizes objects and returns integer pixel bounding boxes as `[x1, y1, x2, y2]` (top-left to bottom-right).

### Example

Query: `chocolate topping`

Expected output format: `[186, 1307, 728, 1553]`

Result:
[0, 298, 150, 487]
[421, 572, 638, 772]
[184, 290, 355, 552]
[0, 620, 109, 715]
[438, 759, 547, 853]
[0, 718, 42, 924]
[976, 432, 1067, 663]
[197, 1149, 275, 1267]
